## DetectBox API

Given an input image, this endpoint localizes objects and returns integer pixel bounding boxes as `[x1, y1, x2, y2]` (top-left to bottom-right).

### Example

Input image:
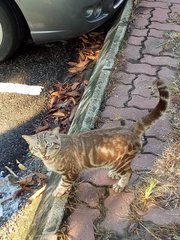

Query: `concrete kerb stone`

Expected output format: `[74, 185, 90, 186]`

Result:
[27, 0, 134, 239]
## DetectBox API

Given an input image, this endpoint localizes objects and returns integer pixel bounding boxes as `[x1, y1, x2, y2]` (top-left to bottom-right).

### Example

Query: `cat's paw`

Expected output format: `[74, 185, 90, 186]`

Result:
[53, 187, 68, 198]
[108, 171, 121, 180]
[112, 183, 124, 193]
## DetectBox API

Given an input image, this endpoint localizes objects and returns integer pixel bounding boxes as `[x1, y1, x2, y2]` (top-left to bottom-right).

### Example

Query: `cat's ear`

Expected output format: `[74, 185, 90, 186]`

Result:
[52, 127, 60, 135]
[22, 135, 35, 144]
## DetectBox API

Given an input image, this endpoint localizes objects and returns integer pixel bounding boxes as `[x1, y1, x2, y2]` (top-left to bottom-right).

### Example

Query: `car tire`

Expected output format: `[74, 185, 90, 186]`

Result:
[0, 0, 25, 62]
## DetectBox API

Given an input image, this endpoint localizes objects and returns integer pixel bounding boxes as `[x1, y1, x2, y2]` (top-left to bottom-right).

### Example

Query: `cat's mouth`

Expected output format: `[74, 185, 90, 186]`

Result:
[43, 156, 49, 160]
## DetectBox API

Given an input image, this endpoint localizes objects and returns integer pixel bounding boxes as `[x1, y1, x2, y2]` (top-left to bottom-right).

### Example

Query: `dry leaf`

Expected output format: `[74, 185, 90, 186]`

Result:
[79, 51, 86, 61]
[50, 95, 58, 108]
[69, 97, 76, 105]
[17, 175, 33, 186]
[13, 186, 34, 198]
[28, 185, 46, 202]
[16, 160, 27, 171]
[69, 105, 78, 122]
[51, 91, 60, 97]
[86, 54, 99, 60]
[35, 172, 48, 180]
[83, 80, 89, 85]
[5, 166, 18, 178]
[68, 65, 87, 74]
[67, 61, 78, 67]
[52, 110, 66, 118]
[71, 82, 80, 91]
[35, 121, 49, 133]
[66, 91, 80, 97]
[75, 58, 89, 68]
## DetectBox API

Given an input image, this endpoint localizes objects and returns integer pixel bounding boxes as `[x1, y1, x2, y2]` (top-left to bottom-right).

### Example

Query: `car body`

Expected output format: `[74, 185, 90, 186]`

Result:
[0, 0, 125, 61]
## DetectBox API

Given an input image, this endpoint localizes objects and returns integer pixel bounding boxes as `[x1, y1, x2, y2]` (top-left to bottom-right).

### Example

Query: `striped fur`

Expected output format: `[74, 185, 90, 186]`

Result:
[22, 80, 169, 197]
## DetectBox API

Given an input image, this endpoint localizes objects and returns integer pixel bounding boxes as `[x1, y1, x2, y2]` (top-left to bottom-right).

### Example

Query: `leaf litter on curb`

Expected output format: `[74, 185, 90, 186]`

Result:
[35, 78, 89, 134]
[35, 32, 105, 134]
[68, 32, 105, 74]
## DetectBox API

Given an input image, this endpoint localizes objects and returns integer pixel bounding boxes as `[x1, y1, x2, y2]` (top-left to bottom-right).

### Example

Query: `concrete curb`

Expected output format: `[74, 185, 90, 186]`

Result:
[27, 1, 133, 239]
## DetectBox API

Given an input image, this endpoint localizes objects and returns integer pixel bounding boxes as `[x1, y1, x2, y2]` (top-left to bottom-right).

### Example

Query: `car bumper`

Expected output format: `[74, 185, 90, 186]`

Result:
[15, 0, 125, 43]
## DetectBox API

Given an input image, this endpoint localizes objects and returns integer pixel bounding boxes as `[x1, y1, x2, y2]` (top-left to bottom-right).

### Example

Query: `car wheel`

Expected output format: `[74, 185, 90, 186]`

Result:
[0, 1, 25, 62]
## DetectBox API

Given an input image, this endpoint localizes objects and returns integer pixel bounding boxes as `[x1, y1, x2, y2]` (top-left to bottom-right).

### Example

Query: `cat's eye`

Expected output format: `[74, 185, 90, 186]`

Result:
[53, 143, 59, 149]
[33, 145, 39, 150]
[46, 143, 53, 147]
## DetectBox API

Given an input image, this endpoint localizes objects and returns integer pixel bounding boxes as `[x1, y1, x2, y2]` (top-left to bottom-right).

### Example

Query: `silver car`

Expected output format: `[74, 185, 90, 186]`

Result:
[0, 0, 125, 62]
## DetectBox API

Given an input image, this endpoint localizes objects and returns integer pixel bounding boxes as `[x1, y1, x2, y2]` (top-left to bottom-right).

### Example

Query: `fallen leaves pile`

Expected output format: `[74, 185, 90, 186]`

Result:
[68, 32, 105, 74]
[35, 78, 88, 133]
[1, 163, 48, 205]
[35, 32, 105, 134]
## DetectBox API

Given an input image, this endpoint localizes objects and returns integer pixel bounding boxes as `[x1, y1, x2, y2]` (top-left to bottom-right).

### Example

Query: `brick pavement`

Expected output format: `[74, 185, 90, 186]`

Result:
[66, 1, 180, 239]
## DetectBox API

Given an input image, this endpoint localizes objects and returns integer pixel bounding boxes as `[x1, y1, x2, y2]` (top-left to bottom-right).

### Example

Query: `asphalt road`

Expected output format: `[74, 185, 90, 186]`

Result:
[0, 40, 80, 174]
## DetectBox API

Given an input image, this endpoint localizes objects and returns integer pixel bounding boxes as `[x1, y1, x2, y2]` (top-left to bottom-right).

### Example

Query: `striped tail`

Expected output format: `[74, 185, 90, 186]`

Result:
[132, 80, 170, 137]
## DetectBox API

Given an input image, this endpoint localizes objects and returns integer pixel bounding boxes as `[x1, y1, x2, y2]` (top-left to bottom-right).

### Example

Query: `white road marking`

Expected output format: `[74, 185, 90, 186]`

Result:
[0, 83, 43, 95]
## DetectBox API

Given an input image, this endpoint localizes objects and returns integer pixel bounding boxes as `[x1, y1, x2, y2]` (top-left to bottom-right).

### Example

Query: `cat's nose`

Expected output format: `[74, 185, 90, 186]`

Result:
[40, 150, 46, 156]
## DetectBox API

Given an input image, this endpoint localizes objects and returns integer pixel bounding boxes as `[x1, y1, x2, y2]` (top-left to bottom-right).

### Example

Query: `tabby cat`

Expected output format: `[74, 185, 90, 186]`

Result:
[22, 80, 169, 197]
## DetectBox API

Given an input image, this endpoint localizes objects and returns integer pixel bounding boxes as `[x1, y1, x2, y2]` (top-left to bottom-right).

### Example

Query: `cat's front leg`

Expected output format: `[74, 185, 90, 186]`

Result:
[53, 174, 75, 198]
[112, 170, 132, 193]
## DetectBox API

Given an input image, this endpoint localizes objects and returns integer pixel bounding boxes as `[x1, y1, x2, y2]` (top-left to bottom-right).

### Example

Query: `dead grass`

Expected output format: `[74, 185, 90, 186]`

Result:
[133, 222, 180, 240]
[94, 227, 120, 240]
[150, 223, 180, 240]
[129, 140, 180, 223]
[129, 176, 157, 221]
[168, 12, 180, 25]
[161, 31, 180, 54]
[151, 141, 180, 209]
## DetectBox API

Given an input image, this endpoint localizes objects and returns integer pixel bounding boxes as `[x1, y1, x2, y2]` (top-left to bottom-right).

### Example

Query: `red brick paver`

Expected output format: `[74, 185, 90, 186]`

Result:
[66, 1, 179, 238]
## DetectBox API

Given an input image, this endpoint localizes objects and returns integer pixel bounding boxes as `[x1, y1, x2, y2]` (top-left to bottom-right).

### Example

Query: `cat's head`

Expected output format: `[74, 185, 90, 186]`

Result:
[22, 127, 61, 161]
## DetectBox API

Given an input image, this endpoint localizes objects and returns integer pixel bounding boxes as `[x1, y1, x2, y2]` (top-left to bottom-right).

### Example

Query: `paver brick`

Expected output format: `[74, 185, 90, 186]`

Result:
[106, 95, 126, 108]
[107, 83, 131, 106]
[126, 62, 157, 75]
[131, 154, 157, 171]
[141, 54, 179, 68]
[148, 29, 164, 38]
[114, 72, 135, 85]
[143, 37, 163, 55]
[128, 94, 158, 109]
[151, 8, 170, 23]
[128, 36, 145, 46]
[171, 3, 180, 14]
[133, 16, 150, 29]
[150, 22, 180, 32]
[143, 137, 167, 155]
[100, 192, 134, 235]
[158, 66, 177, 83]
[117, 107, 149, 122]
[158, 0, 180, 3]
[101, 119, 124, 129]
[130, 28, 149, 37]
[132, 75, 156, 97]
[143, 207, 180, 225]
[101, 105, 123, 121]
[102, 119, 134, 130]
[75, 183, 105, 208]
[139, 1, 169, 9]
[146, 115, 171, 141]
[67, 206, 99, 240]
[124, 44, 141, 60]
